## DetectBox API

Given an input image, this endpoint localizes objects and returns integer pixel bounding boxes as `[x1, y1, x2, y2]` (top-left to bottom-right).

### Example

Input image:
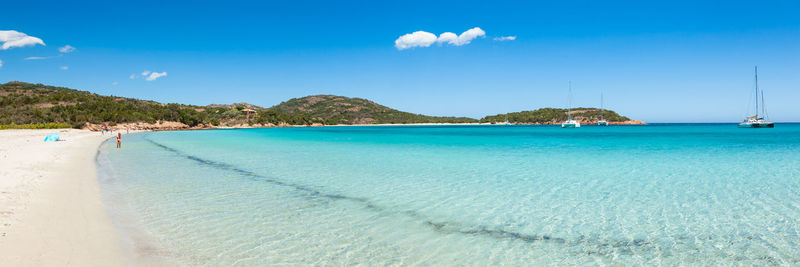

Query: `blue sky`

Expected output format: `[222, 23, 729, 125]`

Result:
[1, 0, 798, 122]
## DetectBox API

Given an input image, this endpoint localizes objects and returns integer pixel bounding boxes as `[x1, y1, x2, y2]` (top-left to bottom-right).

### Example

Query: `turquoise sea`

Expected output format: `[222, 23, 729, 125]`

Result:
[96, 124, 800, 265]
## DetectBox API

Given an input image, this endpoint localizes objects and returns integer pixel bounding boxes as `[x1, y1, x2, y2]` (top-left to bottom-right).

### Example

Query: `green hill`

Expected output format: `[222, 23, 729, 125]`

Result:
[0, 82, 475, 128]
[481, 108, 633, 124]
[270, 95, 476, 125]
[0, 81, 640, 129]
[0, 81, 248, 128]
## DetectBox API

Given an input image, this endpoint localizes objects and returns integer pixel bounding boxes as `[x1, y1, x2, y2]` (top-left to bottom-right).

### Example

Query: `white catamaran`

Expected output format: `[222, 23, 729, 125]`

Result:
[738, 66, 774, 128]
[596, 92, 608, 126]
[562, 81, 580, 128]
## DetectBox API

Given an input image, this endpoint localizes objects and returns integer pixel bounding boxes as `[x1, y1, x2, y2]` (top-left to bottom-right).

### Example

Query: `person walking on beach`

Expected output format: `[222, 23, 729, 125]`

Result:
[116, 133, 122, 149]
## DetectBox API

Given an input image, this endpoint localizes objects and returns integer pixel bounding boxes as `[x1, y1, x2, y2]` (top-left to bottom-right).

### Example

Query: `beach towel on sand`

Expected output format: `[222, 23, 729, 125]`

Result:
[44, 133, 60, 142]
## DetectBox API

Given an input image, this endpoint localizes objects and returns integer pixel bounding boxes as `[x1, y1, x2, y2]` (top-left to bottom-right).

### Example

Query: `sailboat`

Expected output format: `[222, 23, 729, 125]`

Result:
[738, 66, 774, 128]
[596, 92, 608, 126]
[561, 81, 580, 128]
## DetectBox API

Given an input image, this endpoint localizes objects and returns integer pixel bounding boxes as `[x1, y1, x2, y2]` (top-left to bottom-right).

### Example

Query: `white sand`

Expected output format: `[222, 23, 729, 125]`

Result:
[0, 129, 127, 266]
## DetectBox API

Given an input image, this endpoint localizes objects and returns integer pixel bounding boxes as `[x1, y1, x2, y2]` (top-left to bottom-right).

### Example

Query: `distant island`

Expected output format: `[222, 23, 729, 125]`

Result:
[0, 81, 643, 130]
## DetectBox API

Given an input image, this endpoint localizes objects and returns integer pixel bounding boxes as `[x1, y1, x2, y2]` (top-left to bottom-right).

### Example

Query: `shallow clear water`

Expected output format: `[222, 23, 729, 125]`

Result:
[97, 124, 800, 265]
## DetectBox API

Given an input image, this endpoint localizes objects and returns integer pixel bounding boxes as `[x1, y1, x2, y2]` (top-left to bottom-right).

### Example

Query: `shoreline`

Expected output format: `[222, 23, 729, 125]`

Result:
[78, 120, 648, 132]
[0, 129, 130, 266]
[323, 121, 647, 127]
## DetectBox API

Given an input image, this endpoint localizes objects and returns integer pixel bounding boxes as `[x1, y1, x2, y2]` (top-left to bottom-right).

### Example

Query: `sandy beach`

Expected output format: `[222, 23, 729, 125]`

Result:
[0, 129, 126, 266]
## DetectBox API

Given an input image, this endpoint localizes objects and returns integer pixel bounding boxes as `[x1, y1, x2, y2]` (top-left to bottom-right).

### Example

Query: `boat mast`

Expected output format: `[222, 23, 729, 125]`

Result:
[761, 90, 766, 120]
[600, 92, 604, 121]
[568, 81, 572, 121]
[755, 66, 759, 119]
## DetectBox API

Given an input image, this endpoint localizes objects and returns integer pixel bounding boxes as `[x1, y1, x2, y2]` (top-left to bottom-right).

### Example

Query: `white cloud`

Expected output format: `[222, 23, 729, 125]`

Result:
[493, 36, 516, 41]
[0, 30, 45, 50]
[438, 27, 485, 46]
[60, 66, 69, 70]
[436, 32, 458, 45]
[145, 71, 167, 81]
[24, 55, 62, 60]
[25, 45, 74, 60]
[130, 70, 167, 80]
[0, 59, 3, 69]
[395, 27, 486, 50]
[394, 31, 438, 50]
[112, 81, 119, 85]
[58, 45, 76, 53]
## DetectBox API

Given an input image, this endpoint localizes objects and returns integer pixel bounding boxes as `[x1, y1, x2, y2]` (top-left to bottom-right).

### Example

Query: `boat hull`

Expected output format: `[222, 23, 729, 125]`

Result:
[738, 123, 774, 128]
[561, 124, 580, 128]
[596, 121, 608, 126]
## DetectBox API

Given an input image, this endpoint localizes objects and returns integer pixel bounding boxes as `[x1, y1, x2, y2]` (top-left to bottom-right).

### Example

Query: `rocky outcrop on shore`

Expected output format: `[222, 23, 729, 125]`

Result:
[79, 121, 312, 131]
[567, 118, 647, 125]
[508, 120, 646, 125]
[82, 121, 201, 131]
[609, 120, 646, 125]
[80, 119, 646, 131]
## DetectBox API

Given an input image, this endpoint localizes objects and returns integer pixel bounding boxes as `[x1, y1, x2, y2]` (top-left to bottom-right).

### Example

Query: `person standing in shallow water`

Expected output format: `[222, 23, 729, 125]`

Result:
[116, 133, 121, 148]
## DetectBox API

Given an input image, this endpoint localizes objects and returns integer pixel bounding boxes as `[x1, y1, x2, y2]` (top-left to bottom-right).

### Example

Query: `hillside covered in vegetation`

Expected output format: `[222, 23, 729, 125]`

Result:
[481, 108, 634, 124]
[0, 82, 475, 128]
[1, 82, 258, 128]
[271, 95, 476, 124]
[0, 82, 641, 129]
